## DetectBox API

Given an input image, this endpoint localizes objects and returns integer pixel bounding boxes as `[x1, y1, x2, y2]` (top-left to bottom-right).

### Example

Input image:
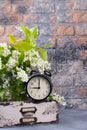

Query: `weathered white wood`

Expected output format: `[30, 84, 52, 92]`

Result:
[0, 101, 59, 128]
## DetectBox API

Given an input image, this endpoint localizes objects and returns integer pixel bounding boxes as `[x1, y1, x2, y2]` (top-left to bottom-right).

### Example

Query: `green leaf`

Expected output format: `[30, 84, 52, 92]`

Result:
[18, 52, 24, 65]
[8, 34, 16, 43]
[13, 40, 34, 51]
[21, 25, 31, 37]
[41, 43, 52, 48]
[8, 26, 38, 52]
[47, 95, 53, 101]
[38, 48, 47, 61]
[0, 46, 4, 54]
[31, 27, 38, 39]
[0, 89, 4, 101]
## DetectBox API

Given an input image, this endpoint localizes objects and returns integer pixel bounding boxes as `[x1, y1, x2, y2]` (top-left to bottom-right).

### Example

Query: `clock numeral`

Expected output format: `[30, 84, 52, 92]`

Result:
[30, 90, 33, 94]
[33, 78, 36, 82]
[30, 82, 33, 85]
[34, 94, 36, 97]
[43, 93, 46, 97]
[38, 95, 41, 98]
[45, 80, 48, 84]
[46, 90, 48, 93]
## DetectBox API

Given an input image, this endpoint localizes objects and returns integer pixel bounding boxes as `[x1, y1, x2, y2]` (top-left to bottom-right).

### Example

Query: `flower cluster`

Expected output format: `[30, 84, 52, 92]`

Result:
[48, 93, 66, 106]
[24, 49, 51, 74]
[0, 43, 51, 101]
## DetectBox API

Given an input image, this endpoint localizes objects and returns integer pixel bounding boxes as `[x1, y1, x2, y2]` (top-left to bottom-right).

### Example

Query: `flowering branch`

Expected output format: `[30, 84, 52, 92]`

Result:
[0, 25, 51, 101]
[48, 93, 66, 106]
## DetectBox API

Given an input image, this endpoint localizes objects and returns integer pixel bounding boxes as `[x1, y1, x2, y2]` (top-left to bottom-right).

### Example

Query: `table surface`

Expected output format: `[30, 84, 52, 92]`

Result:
[1, 109, 87, 130]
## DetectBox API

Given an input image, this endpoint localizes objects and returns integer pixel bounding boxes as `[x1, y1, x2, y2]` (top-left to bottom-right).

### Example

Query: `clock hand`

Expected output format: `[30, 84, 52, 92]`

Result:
[38, 78, 40, 89]
[32, 87, 39, 89]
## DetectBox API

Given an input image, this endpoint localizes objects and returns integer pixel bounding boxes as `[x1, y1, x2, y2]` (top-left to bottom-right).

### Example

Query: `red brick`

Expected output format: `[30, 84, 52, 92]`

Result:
[49, 36, 57, 45]
[66, 1, 75, 9]
[73, 0, 87, 10]
[9, 0, 25, 4]
[12, 4, 19, 13]
[55, 0, 75, 10]
[0, 26, 5, 36]
[80, 50, 87, 60]
[75, 36, 87, 46]
[6, 26, 23, 40]
[10, 14, 23, 24]
[0, 36, 7, 43]
[75, 86, 87, 97]
[53, 86, 63, 95]
[50, 14, 57, 24]
[67, 11, 87, 23]
[6, 26, 15, 34]
[51, 24, 75, 36]
[0, 1, 12, 14]
[75, 24, 87, 36]
[23, 14, 37, 24]
[24, 0, 31, 6]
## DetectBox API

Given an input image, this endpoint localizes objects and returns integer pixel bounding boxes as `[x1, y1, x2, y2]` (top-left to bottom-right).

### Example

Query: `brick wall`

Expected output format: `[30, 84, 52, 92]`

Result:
[0, 0, 87, 109]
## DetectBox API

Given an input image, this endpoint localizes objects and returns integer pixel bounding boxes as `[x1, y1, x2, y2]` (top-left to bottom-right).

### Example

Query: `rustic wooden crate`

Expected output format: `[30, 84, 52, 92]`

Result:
[0, 101, 59, 128]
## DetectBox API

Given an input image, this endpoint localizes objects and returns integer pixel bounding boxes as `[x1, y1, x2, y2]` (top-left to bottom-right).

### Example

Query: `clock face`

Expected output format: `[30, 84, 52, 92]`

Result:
[26, 75, 52, 101]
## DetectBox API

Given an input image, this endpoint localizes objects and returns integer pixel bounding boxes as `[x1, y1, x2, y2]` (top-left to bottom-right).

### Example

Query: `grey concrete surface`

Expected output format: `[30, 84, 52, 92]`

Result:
[1, 109, 87, 130]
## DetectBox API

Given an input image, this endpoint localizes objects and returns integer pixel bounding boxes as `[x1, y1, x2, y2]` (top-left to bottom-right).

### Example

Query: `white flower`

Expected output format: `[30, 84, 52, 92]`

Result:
[35, 58, 51, 74]
[6, 57, 17, 69]
[49, 93, 66, 106]
[0, 43, 11, 57]
[26, 67, 31, 73]
[12, 50, 20, 60]
[44, 61, 51, 70]
[6, 50, 20, 70]
[24, 49, 40, 62]
[16, 67, 28, 82]
[2, 78, 10, 88]
[0, 57, 2, 70]
[5, 90, 11, 100]
[24, 49, 51, 74]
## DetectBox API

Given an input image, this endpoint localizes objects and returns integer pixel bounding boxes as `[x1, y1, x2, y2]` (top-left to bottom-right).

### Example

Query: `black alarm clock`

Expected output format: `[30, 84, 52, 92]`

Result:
[26, 70, 52, 101]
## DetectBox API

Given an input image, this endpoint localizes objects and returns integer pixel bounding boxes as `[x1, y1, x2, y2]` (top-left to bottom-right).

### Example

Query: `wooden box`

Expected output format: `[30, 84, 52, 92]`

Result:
[0, 101, 59, 128]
